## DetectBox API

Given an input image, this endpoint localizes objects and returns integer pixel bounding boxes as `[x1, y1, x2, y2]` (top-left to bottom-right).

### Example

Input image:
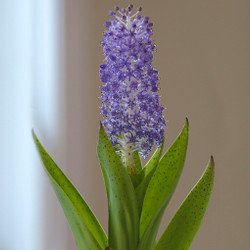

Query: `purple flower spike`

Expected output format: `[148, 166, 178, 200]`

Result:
[100, 5, 165, 158]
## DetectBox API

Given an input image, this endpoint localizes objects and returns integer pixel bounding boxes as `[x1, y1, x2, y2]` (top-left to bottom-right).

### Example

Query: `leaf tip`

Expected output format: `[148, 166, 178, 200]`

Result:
[185, 117, 189, 128]
[31, 129, 38, 142]
[209, 156, 215, 178]
[210, 155, 215, 167]
[98, 122, 105, 137]
[99, 121, 106, 135]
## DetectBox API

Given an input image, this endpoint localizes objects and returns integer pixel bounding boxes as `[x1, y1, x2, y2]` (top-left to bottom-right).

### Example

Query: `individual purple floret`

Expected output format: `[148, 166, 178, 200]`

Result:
[100, 5, 165, 158]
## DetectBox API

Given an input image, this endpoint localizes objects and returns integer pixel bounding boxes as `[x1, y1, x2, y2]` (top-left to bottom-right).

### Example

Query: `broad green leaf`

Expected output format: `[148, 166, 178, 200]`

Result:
[32, 131, 108, 250]
[97, 124, 139, 250]
[135, 142, 164, 214]
[155, 157, 215, 250]
[138, 120, 189, 250]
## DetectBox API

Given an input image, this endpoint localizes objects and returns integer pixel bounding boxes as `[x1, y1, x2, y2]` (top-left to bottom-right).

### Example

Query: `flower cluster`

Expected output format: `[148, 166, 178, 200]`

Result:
[100, 5, 165, 158]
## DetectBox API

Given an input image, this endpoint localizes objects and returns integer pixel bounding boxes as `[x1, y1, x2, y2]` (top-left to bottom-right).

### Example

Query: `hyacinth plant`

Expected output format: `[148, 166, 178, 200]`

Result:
[33, 5, 214, 250]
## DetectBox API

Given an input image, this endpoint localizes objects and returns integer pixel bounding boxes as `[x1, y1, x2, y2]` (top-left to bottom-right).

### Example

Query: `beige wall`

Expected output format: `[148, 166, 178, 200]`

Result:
[61, 0, 250, 249]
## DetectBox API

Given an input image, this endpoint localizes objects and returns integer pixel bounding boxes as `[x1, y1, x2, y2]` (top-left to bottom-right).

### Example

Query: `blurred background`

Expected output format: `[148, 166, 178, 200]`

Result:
[0, 0, 249, 249]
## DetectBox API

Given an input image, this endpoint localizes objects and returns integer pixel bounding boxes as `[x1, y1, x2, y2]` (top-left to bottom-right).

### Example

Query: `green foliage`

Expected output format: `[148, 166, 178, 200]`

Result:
[135, 142, 164, 214]
[155, 157, 215, 250]
[138, 119, 189, 250]
[32, 131, 108, 250]
[97, 124, 139, 250]
[33, 119, 215, 250]
[126, 150, 143, 187]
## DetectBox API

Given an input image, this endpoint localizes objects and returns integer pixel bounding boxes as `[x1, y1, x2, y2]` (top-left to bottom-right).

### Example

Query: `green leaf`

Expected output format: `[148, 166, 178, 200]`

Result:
[138, 119, 189, 250]
[135, 142, 164, 214]
[144, 140, 165, 176]
[115, 135, 143, 187]
[133, 150, 143, 173]
[32, 131, 108, 250]
[122, 150, 143, 187]
[155, 157, 215, 250]
[97, 124, 139, 250]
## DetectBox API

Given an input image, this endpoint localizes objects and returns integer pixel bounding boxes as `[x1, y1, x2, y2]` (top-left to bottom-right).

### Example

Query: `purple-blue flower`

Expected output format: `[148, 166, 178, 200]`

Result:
[100, 5, 165, 158]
